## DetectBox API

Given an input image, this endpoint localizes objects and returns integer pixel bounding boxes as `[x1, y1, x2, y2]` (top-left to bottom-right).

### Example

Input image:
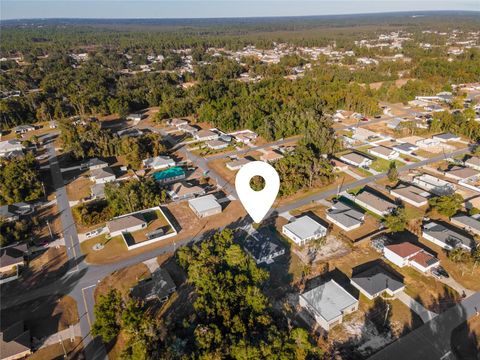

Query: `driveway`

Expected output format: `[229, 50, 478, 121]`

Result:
[436, 276, 475, 298]
[396, 291, 438, 323]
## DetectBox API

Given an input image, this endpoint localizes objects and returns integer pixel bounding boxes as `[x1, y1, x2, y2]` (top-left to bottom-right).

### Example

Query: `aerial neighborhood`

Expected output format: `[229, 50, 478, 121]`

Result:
[0, 11, 479, 360]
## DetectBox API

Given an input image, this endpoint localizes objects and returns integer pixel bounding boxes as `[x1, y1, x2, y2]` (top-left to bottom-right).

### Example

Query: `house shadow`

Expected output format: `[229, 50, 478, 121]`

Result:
[159, 205, 182, 234]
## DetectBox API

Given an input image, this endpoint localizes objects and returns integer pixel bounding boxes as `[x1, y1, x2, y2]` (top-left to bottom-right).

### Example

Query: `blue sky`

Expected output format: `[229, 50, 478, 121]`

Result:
[1, 1, 479, 20]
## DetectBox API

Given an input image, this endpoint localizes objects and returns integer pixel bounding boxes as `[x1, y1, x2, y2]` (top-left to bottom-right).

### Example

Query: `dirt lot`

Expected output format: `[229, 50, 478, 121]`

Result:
[66, 175, 92, 201]
[94, 263, 151, 301]
[80, 200, 247, 265]
[30, 337, 83, 360]
[1, 295, 79, 341]
[33, 204, 63, 245]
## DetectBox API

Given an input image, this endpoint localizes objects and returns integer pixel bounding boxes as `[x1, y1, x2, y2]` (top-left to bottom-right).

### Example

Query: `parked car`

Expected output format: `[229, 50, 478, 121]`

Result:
[431, 266, 449, 279]
[85, 228, 103, 238]
[374, 115, 382, 119]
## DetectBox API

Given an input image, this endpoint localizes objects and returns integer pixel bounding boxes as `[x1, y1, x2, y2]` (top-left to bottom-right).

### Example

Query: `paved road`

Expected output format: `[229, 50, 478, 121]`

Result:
[369, 292, 480, 360]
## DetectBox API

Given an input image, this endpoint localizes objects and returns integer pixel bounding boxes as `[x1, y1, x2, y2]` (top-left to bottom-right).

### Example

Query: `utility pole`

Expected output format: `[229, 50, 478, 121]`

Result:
[42, 181, 47, 201]
[46, 219, 54, 241]
[383, 303, 390, 326]
[58, 335, 67, 359]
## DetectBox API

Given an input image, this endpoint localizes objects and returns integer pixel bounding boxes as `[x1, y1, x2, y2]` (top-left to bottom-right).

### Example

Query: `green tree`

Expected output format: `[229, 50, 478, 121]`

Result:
[428, 193, 463, 218]
[384, 207, 407, 232]
[387, 161, 398, 182]
[91, 290, 123, 343]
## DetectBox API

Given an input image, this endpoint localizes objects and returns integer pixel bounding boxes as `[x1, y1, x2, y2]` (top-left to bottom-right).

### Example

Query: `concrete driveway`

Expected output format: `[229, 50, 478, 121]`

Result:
[396, 291, 438, 323]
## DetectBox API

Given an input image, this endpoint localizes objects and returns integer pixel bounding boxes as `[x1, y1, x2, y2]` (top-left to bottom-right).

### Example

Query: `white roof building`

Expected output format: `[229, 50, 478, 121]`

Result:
[282, 215, 327, 246]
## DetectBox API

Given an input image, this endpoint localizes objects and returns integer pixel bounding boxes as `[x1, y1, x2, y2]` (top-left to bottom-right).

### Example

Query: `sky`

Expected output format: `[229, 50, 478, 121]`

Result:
[1, 0, 479, 20]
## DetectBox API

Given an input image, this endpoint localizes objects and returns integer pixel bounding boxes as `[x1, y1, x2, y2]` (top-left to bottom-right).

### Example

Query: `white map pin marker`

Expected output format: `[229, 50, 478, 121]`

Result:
[235, 161, 280, 223]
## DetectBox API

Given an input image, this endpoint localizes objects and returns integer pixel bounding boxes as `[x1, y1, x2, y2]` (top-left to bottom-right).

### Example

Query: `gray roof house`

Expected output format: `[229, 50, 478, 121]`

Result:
[142, 156, 176, 170]
[350, 265, 405, 300]
[422, 221, 476, 251]
[243, 235, 285, 264]
[432, 133, 461, 142]
[188, 195, 222, 218]
[326, 201, 364, 231]
[354, 190, 396, 217]
[389, 184, 430, 207]
[130, 268, 176, 302]
[464, 156, 480, 171]
[451, 214, 480, 236]
[107, 213, 147, 237]
[282, 215, 327, 246]
[299, 280, 358, 331]
[392, 142, 418, 155]
[90, 167, 116, 184]
[0, 321, 31, 360]
[0, 203, 33, 222]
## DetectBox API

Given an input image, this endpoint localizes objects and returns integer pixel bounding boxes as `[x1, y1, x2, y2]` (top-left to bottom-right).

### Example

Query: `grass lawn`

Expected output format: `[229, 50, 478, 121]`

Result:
[66, 176, 92, 202]
[370, 158, 404, 173]
[125, 210, 174, 246]
[352, 166, 373, 177]
[30, 337, 83, 360]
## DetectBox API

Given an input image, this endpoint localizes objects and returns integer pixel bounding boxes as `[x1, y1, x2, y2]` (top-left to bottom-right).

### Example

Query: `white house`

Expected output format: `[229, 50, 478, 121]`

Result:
[188, 195, 222, 218]
[107, 213, 147, 237]
[282, 215, 327, 246]
[339, 152, 373, 168]
[354, 190, 396, 217]
[194, 129, 219, 142]
[206, 140, 229, 150]
[392, 142, 418, 155]
[368, 146, 399, 161]
[226, 158, 251, 171]
[465, 156, 480, 171]
[412, 174, 456, 196]
[432, 133, 461, 143]
[384, 242, 439, 273]
[142, 156, 176, 170]
[390, 184, 430, 207]
[0, 140, 23, 158]
[90, 167, 116, 184]
[350, 266, 405, 300]
[299, 280, 358, 331]
[422, 222, 476, 252]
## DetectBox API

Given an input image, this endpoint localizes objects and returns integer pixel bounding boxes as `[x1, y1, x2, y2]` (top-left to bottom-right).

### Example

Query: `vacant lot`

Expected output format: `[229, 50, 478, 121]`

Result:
[66, 175, 92, 201]
[33, 204, 62, 245]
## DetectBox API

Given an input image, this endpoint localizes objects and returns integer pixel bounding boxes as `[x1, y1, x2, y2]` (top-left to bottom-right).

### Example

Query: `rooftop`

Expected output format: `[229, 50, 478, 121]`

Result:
[423, 221, 475, 250]
[351, 265, 404, 297]
[327, 201, 364, 228]
[130, 268, 176, 300]
[188, 194, 221, 214]
[152, 166, 185, 181]
[283, 215, 326, 241]
[385, 242, 422, 258]
[355, 190, 396, 213]
[451, 214, 480, 233]
[107, 213, 146, 234]
[91, 167, 115, 180]
[341, 152, 371, 165]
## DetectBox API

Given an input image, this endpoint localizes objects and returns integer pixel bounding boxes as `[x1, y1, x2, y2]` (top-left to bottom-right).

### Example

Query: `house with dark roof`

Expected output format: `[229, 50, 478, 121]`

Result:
[0, 244, 27, 283]
[107, 213, 147, 237]
[350, 265, 405, 300]
[0, 203, 33, 223]
[432, 133, 461, 143]
[392, 142, 418, 155]
[0, 322, 31, 360]
[243, 230, 285, 264]
[130, 268, 176, 302]
[90, 167, 116, 184]
[451, 214, 480, 237]
[384, 242, 439, 273]
[326, 201, 364, 231]
[299, 280, 358, 331]
[389, 184, 430, 207]
[422, 221, 476, 251]
[354, 189, 396, 217]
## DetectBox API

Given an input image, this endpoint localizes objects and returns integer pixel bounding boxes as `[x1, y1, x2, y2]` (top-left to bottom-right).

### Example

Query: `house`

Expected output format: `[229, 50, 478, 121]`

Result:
[0, 204, 33, 222]
[142, 156, 175, 170]
[389, 184, 430, 207]
[231, 130, 258, 144]
[130, 268, 176, 302]
[116, 128, 144, 137]
[188, 195, 222, 218]
[282, 215, 327, 246]
[168, 182, 205, 202]
[85, 158, 109, 171]
[0, 140, 23, 158]
[13, 125, 35, 134]
[0, 322, 31, 360]
[387, 117, 405, 130]
[451, 214, 480, 236]
[412, 174, 456, 196]
[299, 280, 358, 331]
[179, 124, 198, 135]
[326, 201, 364, 231]
[422, 221, 476, 251]
[392, 142, 418, 155]
[443, 166, 479, 181]
[243, 231, 285, 264]
[0, 243, 27, 281]
[350, 265, 405, 300]
[169, 118, 189, 128]
[90, 167, 116, 184]
[194, 129, 219, 142]
[206, 140, 229, 150]
[152, 166, 186, 184]
[260, 150, 284, 163]
[332, 110, 354, 122]
[384, 242, 439, 273]
[432, 133, 461, 143]
[464, 156, 480, 171]
[354, 190, 396, 217]
[368, 146, 400, 161]
[107, 213, 147, 237]
[331, 159, 349, 172]
[339, 152, 373, 168]
[126, 113, 143, 122]
[226, 158, 251, 171]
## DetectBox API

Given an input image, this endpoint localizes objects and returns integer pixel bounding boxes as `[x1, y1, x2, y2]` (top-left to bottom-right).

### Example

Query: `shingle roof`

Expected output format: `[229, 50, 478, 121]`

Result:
[386, 242, 422, 258]
[355, 191, 396, 213]
[0, 322, 31, 359]
[410, 251, 439, 268]
[451, 214, 480, 233]
[0, 244, 27, 268]
[423, 222, 475, 250]
[341, 152, 371, 165]
[107, 213, 146, 234]
[327, 202, 364, 228]
[301, 280, 358, 321]
[91, 167, 115, 180]
[351, 266, 404, 296]
[130, 268, 176, 300]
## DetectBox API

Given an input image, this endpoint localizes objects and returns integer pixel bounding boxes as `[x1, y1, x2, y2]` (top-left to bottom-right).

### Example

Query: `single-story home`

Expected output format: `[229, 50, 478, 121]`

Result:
[339, 152, 373, 168]
[85, 158, 109, 171]
[392, 142, 418, 155]
[350, 265, 405, 300]
[188, 194, 222, 218]
[0, 321, 31, 360]
[13, 125, 35, 134]
[384, 242, 439, 273]
[179, 124, 198, 135]
[90, 167, 116, 184]
[130, 268, 176, 302]
[243, 234, 285, 264]
[0, 203, 33, 223]
[464, 156, 480, 171]
[0, 243, 28, 274]
[451, 213, 480, 236]
[389, 184, 430, 207]
[443, 166, 479, 181]
[282, 215, 327, 246]
[126, 113, 143, 122]
[260, 150, 284, 163]
[0, 140, 23, 158]
[299, 280, 358, 331]
[226, 158, 251, 171]
[422, 221, 476, 252]
[230, 130, 258, 144]
[206, 140, 229, 150]
[107, 213, 147, 237]
[412, 174, 456, 196]
[169, 118, 189, 128]
[368, 146, 400, 161]
[432, 133, 461, 143]
[352, 127, 382, 142]
[354, 190, 396, 217]
[194, 129, 219, 142]
[326, 201, 364, 231]
[116, 128, 144, 138]
[142, 156, 176, 170]
[168, 182, 205, 202]
[152, 166, 186, 184]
